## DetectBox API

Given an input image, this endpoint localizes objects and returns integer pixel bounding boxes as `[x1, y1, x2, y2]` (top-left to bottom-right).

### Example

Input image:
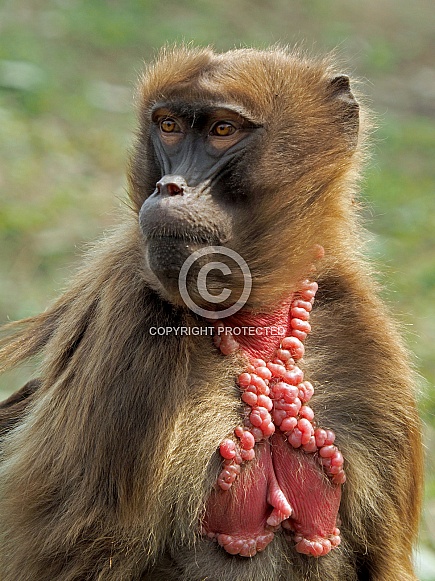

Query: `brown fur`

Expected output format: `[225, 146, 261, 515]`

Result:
[0, 46, 423, 581]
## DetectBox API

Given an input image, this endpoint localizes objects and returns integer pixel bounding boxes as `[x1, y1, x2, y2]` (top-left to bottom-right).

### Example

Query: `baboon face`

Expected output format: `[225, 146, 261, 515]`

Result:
[138, 100, 263, 303]
[132, 50, 359, 308]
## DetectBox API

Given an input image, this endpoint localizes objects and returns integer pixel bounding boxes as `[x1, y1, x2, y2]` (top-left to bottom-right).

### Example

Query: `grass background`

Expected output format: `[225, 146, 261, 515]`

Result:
[0, 0, 434, 576]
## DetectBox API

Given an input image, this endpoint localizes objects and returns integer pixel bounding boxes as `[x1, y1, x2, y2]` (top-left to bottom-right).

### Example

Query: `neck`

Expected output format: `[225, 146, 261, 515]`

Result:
[212, 245, 324, 362]
[213, 278, 316, 364]
[213, 299, 293, 361]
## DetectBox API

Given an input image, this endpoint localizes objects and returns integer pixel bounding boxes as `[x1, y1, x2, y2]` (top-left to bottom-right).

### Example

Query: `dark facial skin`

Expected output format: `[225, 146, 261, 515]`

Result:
[138, 102, 263, 298]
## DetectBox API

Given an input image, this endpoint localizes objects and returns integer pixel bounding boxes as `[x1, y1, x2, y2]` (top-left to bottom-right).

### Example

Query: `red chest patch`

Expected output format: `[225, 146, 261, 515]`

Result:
[203, 269, 345, 558]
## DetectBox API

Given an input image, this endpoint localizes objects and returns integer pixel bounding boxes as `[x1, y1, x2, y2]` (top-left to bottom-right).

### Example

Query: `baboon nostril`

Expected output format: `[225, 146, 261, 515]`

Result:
[156, 175, 186, 196]
[166, 182, 184, 195]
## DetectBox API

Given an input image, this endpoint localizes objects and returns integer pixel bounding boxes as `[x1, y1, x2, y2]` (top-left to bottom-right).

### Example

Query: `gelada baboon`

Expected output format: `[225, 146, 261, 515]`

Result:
[0, 46, 423, 581]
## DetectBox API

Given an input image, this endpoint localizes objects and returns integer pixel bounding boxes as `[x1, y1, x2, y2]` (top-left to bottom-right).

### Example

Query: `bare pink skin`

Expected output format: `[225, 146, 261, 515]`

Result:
[204, 248, 345, 558]
[204, 436, 341, 558]
[203, 445, 286, 558]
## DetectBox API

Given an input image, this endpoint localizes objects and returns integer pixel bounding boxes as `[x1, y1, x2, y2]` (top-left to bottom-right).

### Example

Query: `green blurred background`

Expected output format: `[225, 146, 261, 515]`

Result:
[0, 0, 434, 576]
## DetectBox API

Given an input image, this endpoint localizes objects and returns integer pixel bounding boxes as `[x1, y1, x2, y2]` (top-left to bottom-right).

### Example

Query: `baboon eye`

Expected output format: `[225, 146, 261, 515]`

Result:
[160, 118, 181, 133]
[210, 122, 236, 137]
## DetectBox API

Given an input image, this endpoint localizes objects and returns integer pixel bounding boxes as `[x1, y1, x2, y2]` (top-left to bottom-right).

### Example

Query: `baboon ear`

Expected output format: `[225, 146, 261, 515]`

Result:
[330, 74, 359, 147]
